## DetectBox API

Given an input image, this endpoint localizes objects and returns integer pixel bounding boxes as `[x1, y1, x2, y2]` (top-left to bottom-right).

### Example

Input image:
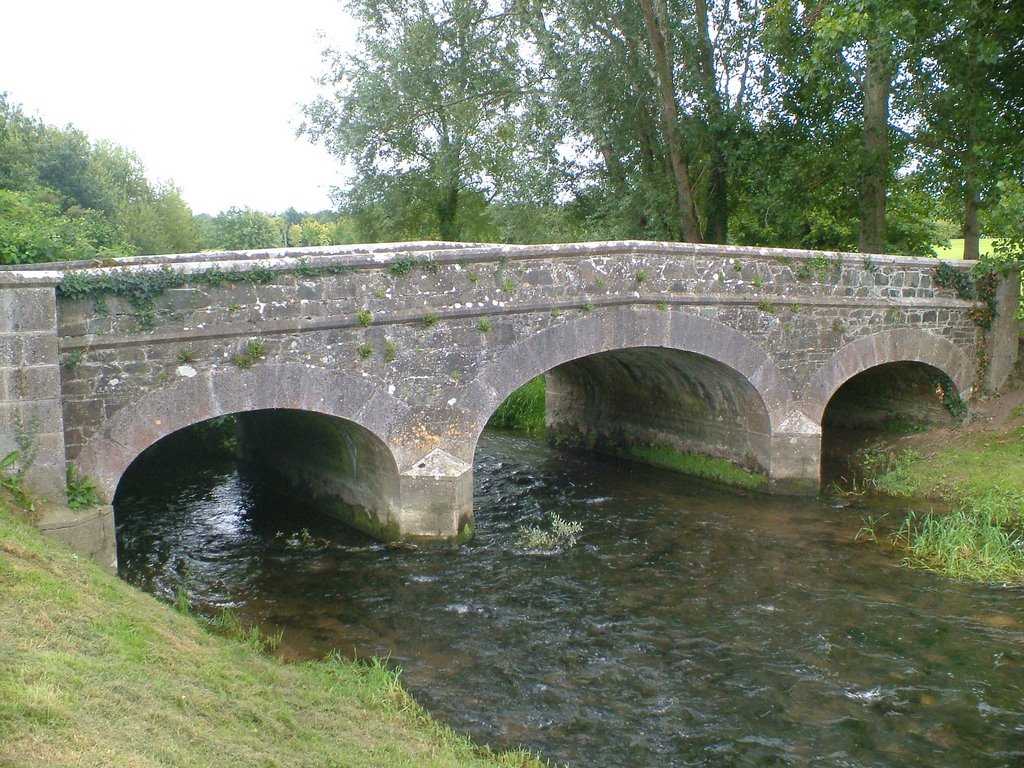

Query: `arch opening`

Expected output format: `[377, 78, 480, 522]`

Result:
[820, 361, 962, 484]
[113, 409, 403, 554]
[490, 346, 773, 489]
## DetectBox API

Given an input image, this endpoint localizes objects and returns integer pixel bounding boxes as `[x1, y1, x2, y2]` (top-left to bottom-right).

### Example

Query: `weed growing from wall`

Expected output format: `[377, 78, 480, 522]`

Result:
[933, 262, 976, 300]
[387, 256, 418, 276]
[795, 255, 833, 281]
[65, 465, 101, 509]
[293, 259, 352, 278]
[932, 373, 968, 420]
[231, 341, 264, 369]
[0, 451, 33, 514]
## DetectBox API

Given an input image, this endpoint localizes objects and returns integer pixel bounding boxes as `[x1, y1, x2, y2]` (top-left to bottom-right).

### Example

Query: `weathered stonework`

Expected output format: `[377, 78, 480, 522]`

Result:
[0, 241, 1016, 566]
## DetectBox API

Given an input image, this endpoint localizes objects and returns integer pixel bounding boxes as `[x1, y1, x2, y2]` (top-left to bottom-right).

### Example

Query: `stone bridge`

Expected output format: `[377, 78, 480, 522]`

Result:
[0, 241, 1018, 569]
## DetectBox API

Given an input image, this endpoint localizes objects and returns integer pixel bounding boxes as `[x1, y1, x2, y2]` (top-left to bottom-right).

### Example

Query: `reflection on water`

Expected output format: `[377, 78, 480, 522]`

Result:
[116, 430, 1024, 767]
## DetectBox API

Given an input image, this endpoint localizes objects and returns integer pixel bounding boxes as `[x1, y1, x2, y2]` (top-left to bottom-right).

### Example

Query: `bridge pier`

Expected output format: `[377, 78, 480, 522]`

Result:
[398, 449, 474, 540]
[768, 412, 822, 495]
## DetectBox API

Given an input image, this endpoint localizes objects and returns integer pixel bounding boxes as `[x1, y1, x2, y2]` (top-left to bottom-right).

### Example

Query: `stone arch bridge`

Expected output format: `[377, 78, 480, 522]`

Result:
[0, 241, 1017, 569]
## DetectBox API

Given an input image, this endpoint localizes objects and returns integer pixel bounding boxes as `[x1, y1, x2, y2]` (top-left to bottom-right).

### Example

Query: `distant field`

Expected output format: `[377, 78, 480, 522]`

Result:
[933, 238, 998, 260]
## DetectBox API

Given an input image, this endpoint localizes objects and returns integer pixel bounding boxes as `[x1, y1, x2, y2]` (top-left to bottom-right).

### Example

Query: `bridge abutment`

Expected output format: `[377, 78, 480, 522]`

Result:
[0, 275, 117, 569]
[768, 413, 822, 495]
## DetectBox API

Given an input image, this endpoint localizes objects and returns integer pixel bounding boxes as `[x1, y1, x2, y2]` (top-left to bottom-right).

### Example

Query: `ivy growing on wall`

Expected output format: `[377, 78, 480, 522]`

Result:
[933, 260, 1008, 329]
[57, 264, 280, 329]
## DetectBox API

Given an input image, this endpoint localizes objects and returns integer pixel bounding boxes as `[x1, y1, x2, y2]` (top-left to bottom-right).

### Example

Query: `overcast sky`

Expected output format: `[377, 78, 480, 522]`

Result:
[1, 0, 356, 215]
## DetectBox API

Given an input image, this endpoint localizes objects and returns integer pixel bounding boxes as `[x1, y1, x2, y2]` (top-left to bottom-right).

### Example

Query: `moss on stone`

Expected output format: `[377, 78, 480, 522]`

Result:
[619, 443, 768, 489]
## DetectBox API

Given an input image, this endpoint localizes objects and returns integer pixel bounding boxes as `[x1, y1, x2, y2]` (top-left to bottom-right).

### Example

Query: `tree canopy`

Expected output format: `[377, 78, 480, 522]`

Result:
[0, 94, 200, 263]
[304, 0, 1023, 258]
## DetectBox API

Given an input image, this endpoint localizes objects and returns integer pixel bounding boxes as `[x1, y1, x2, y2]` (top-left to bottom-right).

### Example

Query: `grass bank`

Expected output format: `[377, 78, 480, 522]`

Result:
[0, 503, 547, 767]
[860, 420, 1024, 584]
[488, 376, 546, 434]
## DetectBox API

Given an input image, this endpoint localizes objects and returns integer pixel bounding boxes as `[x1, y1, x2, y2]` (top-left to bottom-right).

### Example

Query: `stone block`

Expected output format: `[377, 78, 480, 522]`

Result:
[0, 288, 57, 333]
[38, 504, 117, 572]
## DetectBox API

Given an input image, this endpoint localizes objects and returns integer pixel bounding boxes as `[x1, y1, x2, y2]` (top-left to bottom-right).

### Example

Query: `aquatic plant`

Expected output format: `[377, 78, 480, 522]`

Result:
[517, 513, 583, 550]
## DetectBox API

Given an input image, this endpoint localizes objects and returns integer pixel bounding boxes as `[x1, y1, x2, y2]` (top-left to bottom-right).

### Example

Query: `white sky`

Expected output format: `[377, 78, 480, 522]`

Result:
[1, 0, 356, 215]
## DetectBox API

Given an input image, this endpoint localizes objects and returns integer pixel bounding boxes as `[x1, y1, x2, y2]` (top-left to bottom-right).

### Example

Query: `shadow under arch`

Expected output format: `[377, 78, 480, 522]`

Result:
[458, 306, 792, 481]
[462, 306, 791, 440]
[802, 329, 975, 427]
[74, 362, 410, 505]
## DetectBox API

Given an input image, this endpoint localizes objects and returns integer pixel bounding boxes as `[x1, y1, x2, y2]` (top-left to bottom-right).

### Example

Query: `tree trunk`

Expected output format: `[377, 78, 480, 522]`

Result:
[637, 0, 703, 243]
[859, 26, 892, 254]
[437, 185, 460, 241]
[694, 0, 728, 244]
[962, 125, 981, 260]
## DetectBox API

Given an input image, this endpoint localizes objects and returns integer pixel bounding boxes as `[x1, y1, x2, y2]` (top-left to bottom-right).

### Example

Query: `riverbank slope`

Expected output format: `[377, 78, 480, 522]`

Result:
[860, 370, 1024, 583]
[0, 505, 544, 767]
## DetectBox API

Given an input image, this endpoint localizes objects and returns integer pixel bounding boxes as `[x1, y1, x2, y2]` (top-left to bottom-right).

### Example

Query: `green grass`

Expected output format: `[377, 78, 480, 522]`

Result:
[488, 376, 546, 435]
[895, 500, 1024, 583]
[860, 427, 1024, 583]
[932, 237, 999, 260]
[0, 504, 550, 767]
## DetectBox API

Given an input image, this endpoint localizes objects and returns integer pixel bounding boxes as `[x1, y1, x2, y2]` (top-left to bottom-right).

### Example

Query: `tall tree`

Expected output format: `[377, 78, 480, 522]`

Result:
[203, 207, 284, 251]
[1, 94, 201, 258]
[526, 0, 764, 243]
[636, 0, 703, 242]
[302, 0, 534, 241]
[905, 0, 1024, 259]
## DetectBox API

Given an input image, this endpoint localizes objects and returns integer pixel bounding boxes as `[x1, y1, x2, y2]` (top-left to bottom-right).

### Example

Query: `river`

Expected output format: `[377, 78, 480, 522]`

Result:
[115, 429, 1024, 767]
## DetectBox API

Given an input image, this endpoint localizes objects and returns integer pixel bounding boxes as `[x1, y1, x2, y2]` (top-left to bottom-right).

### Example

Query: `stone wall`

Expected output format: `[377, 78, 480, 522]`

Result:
[53, 242, 986, 468]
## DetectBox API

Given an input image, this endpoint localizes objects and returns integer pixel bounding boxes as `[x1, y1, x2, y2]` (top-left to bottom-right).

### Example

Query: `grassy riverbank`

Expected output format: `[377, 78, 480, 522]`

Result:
[860, 390, 1024, 584]
[488, 376, 546, 434]
[0, 504, 546, 767]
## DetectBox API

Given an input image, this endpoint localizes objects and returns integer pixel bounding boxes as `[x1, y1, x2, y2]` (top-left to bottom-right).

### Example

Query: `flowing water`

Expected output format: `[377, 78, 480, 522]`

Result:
[115, 429, 1024, 767]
